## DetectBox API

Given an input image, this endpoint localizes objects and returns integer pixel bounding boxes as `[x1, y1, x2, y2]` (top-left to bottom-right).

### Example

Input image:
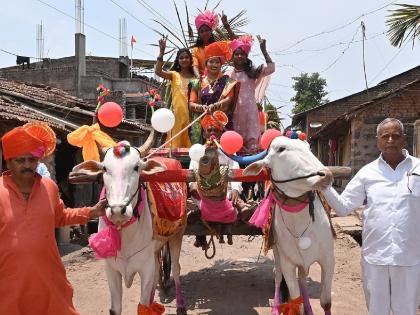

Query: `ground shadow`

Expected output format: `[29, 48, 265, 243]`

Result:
[159, 258, 275, 315]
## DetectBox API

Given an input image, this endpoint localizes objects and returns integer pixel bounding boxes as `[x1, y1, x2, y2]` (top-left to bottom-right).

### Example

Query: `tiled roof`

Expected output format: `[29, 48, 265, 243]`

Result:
[0, 78, 150, 134]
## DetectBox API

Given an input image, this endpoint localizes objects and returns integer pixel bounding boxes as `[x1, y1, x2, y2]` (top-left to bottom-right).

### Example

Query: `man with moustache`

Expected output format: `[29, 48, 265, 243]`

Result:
[319, 118, 420, 315]
[0, 123, 107, 315]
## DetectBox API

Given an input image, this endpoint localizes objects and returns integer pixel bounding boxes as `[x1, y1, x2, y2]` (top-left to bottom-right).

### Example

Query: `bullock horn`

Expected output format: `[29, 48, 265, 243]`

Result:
[138, 129, 155, 157]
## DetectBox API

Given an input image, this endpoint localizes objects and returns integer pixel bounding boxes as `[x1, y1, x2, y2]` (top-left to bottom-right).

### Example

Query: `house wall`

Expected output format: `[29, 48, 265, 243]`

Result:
[303, 66, 420, 138]
[350, 81, 420, 173]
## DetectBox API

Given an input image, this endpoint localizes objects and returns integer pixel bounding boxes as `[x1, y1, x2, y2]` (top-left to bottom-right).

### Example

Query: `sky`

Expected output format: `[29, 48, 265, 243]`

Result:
[0, 0, 418, 126]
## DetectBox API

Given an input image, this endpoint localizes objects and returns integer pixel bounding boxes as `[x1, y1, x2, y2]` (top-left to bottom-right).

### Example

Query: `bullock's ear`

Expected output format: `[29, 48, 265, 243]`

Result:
[141, 159, 167, 175]
[69, 160, 104, 184]
[72, 160, 104, 173]
[243, 160, 267, 176]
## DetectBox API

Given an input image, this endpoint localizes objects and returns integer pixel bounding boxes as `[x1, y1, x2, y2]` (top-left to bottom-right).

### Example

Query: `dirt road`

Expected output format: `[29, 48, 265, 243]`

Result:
[64, 219, 367, 315]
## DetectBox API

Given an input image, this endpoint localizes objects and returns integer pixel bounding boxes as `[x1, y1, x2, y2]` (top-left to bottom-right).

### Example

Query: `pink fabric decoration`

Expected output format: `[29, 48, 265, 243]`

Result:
[30, 146, 45, 158]
[249, 191, 309, 228]
[249, 193, 274, 228]
[231, 35, 253, 55]
[195, 10, 219, 31]
[200, 197, 237, 223]
[89, 187, 145, 259]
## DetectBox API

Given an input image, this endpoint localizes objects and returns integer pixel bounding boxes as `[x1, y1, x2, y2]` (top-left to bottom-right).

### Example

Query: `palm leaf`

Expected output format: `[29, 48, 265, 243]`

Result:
[214, 9, 250, 41]
[212, 0, 222, 11]
[204, 0, 210, 11]
[150, 27, 182, 49]
[173, 0, 188, 46]
[386, 4, 420, 47]
[153, 20, 187, 48]
[185, 0, 194, 40]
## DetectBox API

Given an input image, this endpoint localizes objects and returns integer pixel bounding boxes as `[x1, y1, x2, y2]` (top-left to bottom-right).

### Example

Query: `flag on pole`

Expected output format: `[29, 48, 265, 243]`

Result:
[131, 35, 137, 47]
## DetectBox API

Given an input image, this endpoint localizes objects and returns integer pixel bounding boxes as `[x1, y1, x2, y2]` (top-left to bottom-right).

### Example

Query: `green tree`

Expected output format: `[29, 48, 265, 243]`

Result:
[291, 72, 329, 114]
[386, 4, 420, 48]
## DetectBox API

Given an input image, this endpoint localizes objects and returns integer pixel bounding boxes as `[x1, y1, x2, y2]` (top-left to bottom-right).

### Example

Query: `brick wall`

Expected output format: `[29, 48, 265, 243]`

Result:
[350, 80, 420, 172]
[301, 66, 420, 137]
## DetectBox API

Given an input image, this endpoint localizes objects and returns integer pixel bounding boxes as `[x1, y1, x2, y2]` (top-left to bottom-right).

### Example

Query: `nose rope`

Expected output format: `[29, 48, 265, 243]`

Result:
[270, 171, 324, 184]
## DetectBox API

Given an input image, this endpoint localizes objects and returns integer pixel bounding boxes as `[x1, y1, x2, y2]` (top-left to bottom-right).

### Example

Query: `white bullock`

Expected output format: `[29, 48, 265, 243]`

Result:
[72, 135, 187, 315]
[244, 136, 335, 315]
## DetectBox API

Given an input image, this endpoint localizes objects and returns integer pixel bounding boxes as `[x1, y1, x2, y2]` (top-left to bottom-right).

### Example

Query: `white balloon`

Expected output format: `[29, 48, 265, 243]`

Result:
[189, 144, 206, 162]
[151, 108, 175, 133]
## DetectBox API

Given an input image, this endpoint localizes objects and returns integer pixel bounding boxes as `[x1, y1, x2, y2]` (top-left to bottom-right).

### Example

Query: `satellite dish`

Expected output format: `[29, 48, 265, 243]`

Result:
[310, 122, 322, 128]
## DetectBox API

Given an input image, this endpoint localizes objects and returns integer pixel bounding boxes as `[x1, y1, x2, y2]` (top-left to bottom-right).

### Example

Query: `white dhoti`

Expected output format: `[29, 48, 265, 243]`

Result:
[362, 257, 420, 315]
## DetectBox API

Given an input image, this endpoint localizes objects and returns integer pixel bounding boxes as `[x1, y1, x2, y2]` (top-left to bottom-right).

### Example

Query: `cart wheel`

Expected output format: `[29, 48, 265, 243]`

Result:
[158, 243, 171, 291]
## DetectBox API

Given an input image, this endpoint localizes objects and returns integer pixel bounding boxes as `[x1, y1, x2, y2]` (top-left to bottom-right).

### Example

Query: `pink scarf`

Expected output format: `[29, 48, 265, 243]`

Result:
[249, 191, 309, 229]
[89, 187, 145, 259]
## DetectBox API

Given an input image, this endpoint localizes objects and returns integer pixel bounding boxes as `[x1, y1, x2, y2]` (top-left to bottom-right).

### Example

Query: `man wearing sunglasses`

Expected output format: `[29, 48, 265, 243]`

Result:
[0, 123, 107, 315]
[320, 118, 420, 315]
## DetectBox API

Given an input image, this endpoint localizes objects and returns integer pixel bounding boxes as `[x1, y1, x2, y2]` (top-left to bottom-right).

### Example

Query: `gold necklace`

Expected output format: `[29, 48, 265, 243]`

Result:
[206, 76, 219, 94]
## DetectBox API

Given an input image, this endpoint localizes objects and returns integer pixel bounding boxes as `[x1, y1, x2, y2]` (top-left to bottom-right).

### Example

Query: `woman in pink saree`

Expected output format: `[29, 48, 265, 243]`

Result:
[226, 35, 275, 154]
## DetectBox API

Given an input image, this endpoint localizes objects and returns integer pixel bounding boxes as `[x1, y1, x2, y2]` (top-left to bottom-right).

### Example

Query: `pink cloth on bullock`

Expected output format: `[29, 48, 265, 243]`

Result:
[200, 197, 237, 223]
[249, 191, 310, 229]
[89, 187, 145, 259]
[249, 193, 274, 228]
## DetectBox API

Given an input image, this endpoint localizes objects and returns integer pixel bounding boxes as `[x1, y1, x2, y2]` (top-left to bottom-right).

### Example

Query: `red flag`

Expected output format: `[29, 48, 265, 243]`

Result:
[131, 35, 137, 47]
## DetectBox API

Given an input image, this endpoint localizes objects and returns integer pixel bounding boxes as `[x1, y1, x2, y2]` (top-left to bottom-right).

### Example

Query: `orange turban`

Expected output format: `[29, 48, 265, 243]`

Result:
[201, 111, 228, 131]
[204, 41, 232, 64]
[1, 123, 56, 160]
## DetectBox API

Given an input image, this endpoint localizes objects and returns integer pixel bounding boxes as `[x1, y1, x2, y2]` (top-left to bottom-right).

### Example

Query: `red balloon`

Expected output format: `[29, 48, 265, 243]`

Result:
[98, 102, 123, 128]
[220, 131, 243, 154]
[261, 129, 282, 150]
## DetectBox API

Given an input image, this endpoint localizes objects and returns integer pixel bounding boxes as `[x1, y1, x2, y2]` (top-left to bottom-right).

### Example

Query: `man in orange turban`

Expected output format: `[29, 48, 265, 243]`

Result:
[0, 123, 107, 315]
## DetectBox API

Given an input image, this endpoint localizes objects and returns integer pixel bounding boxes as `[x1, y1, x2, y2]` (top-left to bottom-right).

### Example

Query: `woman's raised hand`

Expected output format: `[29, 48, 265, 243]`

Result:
[257, 35, 267, 53]
[158, 35, 167, 54]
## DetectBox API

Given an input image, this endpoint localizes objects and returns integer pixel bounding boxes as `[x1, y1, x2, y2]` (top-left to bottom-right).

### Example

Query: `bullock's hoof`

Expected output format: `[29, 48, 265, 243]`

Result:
[176, 307, 187, 315]
[109, 310, 117, 315]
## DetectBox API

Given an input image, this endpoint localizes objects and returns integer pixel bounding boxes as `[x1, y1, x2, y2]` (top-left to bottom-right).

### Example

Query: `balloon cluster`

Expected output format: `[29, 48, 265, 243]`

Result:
[96, 84, 110, 110]
[140, 88, 161, 112]
[285, 130, 307, 141]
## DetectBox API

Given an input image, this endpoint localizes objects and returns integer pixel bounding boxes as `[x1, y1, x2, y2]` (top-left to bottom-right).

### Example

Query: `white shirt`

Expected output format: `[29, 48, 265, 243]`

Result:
[323, 150, 420, 266]
[189, 150, 243, 195]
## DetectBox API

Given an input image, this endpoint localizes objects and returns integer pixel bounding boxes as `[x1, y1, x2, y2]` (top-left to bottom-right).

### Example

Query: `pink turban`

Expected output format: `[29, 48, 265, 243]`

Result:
[231, 35, 253, 55]
[195, 10, 219, 31]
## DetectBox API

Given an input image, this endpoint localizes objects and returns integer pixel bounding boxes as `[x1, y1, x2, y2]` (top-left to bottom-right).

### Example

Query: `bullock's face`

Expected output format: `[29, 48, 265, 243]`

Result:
[244, 137, 325, 197]
[102, 147, 143, 225]
[72, 145, 165, 227]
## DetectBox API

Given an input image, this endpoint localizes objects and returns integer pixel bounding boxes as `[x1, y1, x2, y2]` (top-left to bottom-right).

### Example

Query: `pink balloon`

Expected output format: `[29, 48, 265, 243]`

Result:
[260, 129, 282, 150]
[98, 102, 123, 128]
[220, 131, 243, 154]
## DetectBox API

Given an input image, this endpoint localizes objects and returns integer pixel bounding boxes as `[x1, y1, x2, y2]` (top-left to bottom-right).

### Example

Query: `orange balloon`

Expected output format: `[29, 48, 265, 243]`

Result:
[220, 131, 243, 154]
[98, 102, 123, 128]
[261, 129, 282, 150]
